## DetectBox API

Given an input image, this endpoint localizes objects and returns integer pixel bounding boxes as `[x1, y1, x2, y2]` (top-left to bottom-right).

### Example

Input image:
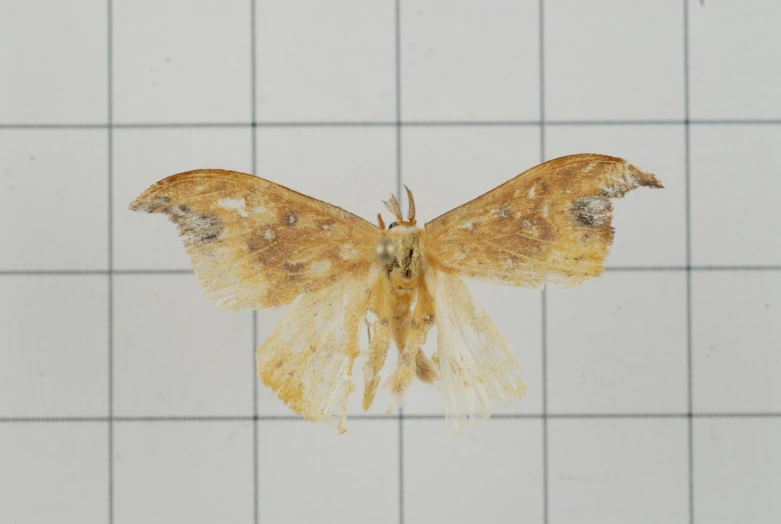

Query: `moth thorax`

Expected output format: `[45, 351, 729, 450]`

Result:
[375, 238, 396, 264]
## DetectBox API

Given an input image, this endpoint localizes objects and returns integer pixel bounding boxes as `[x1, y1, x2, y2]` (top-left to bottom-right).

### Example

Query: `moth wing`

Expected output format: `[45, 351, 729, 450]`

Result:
[129, 169, 380, 310]
[425, 270, 525, 433]
[422, 154, 662, 287]
[257, 271, 377, 433]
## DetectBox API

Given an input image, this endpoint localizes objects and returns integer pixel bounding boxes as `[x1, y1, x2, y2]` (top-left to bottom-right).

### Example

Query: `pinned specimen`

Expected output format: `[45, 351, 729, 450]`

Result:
[130, 154, 662, 433]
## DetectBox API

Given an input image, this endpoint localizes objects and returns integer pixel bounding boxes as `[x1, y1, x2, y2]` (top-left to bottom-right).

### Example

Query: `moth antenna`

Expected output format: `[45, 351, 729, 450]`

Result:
[386, 193, 404, 222]
[404, 184, 416, 224]
[377, 213, 386, 230]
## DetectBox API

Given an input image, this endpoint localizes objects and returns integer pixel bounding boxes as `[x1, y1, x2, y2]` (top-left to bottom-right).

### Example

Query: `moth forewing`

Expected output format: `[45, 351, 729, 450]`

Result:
[129, 169, 381, 311]
[422, 154, 662, 289]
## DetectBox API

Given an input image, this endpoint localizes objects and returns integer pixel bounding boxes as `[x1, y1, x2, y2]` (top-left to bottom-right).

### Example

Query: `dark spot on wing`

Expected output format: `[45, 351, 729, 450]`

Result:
[283, 262, 306, 274]
[495, 207, 511, 220]
[180, 213, 222, 245]
[167, 204, 191, 218]
[247, 232, 266, 252]
[163, 203, 222, 246]
[571, 196, 612, 228]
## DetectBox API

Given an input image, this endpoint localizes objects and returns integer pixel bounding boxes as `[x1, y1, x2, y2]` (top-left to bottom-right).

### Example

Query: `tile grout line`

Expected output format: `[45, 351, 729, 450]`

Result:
[3, 119, 781, 130]
[683, 1, 695, 523]
[538, 1, 549, 523]
[250, 1, 259, 522]
[107, 0, 114, 522]
[395, 2, 404, 523]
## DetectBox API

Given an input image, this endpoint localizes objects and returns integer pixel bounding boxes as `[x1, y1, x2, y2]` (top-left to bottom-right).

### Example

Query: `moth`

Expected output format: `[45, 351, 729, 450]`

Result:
[130, 153, 662, 433]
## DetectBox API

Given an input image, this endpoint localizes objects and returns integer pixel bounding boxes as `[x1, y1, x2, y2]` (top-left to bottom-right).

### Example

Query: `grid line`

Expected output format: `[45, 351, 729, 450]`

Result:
[2, 119, 781, 130]
[106, 0, 115, 522]
[250, 0, 259, 522]
[538, 1, 549, 523]
[683, 1, 695, 523]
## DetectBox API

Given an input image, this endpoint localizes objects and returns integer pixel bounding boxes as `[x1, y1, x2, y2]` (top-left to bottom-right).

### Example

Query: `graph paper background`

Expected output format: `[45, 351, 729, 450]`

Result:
[2, 0, 780, 523]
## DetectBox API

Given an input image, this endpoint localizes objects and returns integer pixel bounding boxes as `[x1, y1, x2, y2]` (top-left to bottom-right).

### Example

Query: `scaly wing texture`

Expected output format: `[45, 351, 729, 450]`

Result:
[422, 154, 662, 287]
[257, 273, 375, 433]
[425, 270, 526, 433]
[129, 169, 380, 310]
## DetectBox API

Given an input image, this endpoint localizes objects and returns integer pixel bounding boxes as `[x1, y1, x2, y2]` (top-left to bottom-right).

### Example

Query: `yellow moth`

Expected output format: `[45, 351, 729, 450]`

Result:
[130, 153, 662, 433]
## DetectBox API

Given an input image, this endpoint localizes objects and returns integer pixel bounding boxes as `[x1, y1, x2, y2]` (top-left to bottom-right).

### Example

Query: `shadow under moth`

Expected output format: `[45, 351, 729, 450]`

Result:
[130, 153, 662, 433]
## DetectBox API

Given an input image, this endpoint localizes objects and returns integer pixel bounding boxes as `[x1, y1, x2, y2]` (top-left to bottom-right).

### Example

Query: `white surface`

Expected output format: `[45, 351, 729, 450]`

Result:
[400, 1, 540, 121]
[114, 421, 255, 524]
[113, 0, 252, 123]
[548, 419, 689, 524]
[545, 0, 685, 122]
[256, 0, 396, 122]
[1, 1, 780, 523]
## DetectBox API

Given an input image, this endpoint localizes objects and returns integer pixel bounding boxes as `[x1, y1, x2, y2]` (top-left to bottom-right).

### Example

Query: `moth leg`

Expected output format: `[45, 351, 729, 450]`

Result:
[387, 285, 436, 407]
[415, 347, 437, 383]
[362, 317, 373, 357]
[362, 277, 392, 411]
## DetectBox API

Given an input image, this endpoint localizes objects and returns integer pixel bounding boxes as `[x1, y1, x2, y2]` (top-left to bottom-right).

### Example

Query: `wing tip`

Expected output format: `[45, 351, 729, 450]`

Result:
[128, 192, 172, 213]
[626, 162, 664, 190]
[128, 169, 246, 213]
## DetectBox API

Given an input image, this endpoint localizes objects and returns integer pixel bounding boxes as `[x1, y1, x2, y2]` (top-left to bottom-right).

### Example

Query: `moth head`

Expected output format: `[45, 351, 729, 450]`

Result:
[375, 237, 397, 264]
[379, 185, 416, 229]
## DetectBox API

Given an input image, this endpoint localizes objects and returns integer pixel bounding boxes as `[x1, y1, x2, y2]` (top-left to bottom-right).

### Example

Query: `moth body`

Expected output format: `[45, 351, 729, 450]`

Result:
[372, 223, 437, 396]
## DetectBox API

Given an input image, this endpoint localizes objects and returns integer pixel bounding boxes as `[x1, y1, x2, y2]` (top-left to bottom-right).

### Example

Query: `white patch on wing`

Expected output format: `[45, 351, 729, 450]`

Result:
[340, 244, 359, 260]
[251, 205, 267, 214]
[311, 260, 331, 273]
[218, 198, 248, 218]
[264, 228, 276, 241]
[623, 162, 638, 187]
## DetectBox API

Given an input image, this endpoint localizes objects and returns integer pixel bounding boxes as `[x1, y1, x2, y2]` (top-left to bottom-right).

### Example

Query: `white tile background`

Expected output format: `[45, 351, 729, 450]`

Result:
[1, 1, 779, 524]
